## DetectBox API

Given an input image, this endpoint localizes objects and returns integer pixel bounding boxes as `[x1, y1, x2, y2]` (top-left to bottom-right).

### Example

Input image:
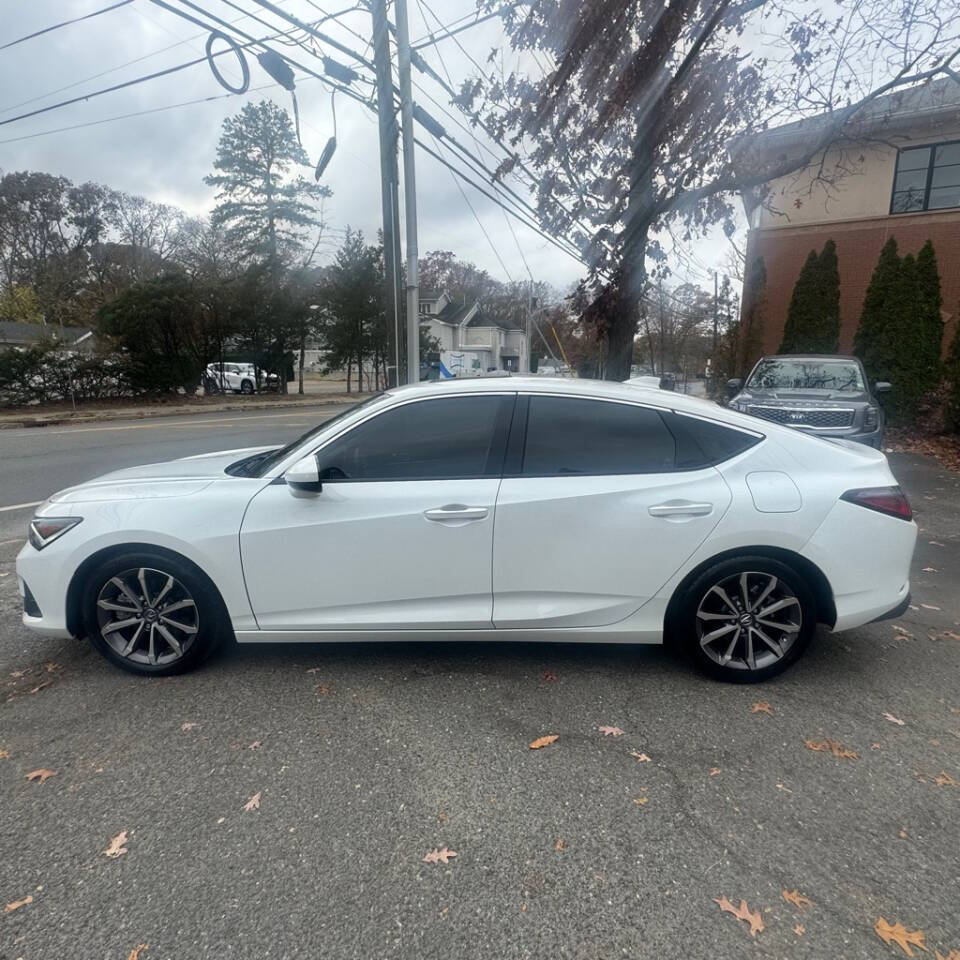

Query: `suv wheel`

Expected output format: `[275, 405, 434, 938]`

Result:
[82, 552, 226, 675]
[240, 379, 254, 395]
[675, 556, 816, 683]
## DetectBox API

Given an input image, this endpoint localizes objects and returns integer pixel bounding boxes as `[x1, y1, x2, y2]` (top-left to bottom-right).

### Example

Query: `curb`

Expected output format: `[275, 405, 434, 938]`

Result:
[0, 396, 360, 430]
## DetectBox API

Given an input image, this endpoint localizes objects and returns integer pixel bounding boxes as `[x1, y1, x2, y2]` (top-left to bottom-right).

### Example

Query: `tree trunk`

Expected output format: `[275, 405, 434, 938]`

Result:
[346, 360, 352, 393]
[298, 334, 305, 395]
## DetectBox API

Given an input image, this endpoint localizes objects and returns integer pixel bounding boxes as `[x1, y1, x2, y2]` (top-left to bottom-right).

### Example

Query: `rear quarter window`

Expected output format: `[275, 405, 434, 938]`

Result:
[663, 411, 762, 468]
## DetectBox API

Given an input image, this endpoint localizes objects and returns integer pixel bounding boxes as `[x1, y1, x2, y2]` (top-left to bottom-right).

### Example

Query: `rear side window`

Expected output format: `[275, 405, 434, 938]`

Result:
[521, 396, 675, 475]
[663, 411, 762, 468]
[315, 395, 512, 481]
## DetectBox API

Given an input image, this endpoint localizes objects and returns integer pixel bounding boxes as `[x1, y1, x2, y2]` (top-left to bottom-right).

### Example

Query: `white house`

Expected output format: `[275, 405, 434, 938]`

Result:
[419, 290, 528, 376]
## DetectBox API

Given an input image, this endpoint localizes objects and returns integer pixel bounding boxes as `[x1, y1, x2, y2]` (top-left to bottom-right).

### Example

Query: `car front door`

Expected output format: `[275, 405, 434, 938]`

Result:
[491, 395, 735, 629]
[240, 393, 514, 632]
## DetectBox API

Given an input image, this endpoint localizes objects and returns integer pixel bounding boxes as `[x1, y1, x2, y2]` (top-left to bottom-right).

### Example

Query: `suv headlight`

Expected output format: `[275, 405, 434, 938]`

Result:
[863, 405, 879, 431]
[29, 516, 82, 551]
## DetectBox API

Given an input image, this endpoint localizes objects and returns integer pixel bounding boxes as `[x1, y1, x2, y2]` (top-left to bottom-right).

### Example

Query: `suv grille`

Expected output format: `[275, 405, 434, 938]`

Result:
[748, 405, 854, 428]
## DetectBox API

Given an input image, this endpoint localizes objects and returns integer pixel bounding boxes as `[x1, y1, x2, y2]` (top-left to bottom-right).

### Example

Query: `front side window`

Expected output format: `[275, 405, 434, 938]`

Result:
[746, 359, 864, 392]
[891, 141, 960, 213]
[521, 396, 675, 475]
[315, 395, 512, 481]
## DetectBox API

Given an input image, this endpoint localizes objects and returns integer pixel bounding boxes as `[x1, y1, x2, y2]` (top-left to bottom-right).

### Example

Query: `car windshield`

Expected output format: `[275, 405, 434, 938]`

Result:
[227, 394, 389, 478]
[746, 360, 865, 392]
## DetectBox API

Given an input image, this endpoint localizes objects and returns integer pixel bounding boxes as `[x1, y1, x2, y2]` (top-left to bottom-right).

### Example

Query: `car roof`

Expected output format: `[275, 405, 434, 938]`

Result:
[758, 354, 861, 361]
[385, 376, 767, 432]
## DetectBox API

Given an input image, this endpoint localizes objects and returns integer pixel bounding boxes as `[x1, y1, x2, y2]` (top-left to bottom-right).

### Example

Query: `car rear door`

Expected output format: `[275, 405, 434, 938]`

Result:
[491, 394, 734, 629]
[240, 392, 514, 632]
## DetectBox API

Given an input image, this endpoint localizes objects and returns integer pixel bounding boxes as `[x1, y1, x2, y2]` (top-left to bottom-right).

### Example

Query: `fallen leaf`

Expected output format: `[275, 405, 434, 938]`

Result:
[752, 701, 774, 715]
[939, 631, 960, 641]
[598, 725, 624, 736]
[529, 735, 558, 749]
[893, 625, 914, 636]
[805, 739, 858, 760]
[243, 791, 262, 812]
[875, 917, 927, 957]
[555, 838, 565, 852]
[884, 712, 906, 726]
[794, 923, 805, 936]
[4, 894, 33, 913]
[543, 670, 557, 683]
[128, 945, 149, 960]
[28, 679, 53, 694]
[776, 782, 792, 792]
[0, 749, 9, 759]
[315, 684, 330, 696]
[929, 540, 945, 546]
[922, 567, 938, 573]
[714, 896, 764, 936]
[930, 739, 941, 746]
[630, 751, 651, 762]
[306, 667, 322, 673]
[782, 888, 814, 910]
[899, 828, 908, 839]
[104, 831, 129, 858]
[633, 796, 649, 805]
[25, 768, 56, 783]
[933, 771, 958, 787]
[248, 740, 262, 750]
[872, 743, 883, 750]
[181, 722, 200, 731]
[921, 604, 941, 611]
[935, 951, 960, 960]
[709, 767, 721, 777]
[423, 846, 457, 865]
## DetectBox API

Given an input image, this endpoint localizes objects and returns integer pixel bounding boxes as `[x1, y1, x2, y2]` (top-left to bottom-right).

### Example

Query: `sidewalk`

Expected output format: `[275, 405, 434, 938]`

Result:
[0, 392, 361, 430]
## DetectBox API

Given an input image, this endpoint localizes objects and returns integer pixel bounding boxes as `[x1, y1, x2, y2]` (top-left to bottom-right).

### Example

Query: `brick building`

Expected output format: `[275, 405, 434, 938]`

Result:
[735, 80, 960, 357]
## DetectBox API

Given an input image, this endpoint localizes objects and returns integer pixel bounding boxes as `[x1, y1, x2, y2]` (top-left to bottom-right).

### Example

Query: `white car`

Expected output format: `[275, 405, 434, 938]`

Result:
[627, 375, 663, 389]
[17, 377, 916, 682]
[205, 362, 259, 395]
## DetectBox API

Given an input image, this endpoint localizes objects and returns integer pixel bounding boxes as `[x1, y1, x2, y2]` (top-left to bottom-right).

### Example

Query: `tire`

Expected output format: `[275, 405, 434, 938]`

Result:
[81, 551, 227, 676]
[240, 379, 254, 395]
[673, 555, 816, 683]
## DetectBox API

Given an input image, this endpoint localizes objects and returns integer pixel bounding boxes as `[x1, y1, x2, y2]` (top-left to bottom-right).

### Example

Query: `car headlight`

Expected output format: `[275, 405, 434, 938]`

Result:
[28, 516, 82, 551]
[864, 405, 879, 431]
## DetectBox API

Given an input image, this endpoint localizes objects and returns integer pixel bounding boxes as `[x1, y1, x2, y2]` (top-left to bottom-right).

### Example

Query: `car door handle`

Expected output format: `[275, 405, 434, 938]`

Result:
[424, 504, 489, 523]
[648, 501, 714, 518]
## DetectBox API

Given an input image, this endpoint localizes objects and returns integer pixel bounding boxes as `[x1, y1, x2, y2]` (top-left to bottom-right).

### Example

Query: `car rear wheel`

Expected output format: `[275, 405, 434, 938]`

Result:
[675, 556, 816, 683]
[240, 379, 254, 395]
[81, 551, 226, 675]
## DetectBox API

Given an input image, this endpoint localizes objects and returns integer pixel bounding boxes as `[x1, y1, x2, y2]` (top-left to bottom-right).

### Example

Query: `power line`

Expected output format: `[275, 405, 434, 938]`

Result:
[1, 0, 135, 52]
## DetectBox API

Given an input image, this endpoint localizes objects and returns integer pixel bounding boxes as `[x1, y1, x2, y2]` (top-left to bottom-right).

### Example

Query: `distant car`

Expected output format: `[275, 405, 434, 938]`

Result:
[727, 355, 890, 448]
[627, 375, 664, 390]
[205, 362, 257, 395]
[18, 377, 915, 683]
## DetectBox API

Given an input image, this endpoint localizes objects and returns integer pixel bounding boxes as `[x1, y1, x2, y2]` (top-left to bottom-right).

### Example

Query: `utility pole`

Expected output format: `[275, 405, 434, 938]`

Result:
[370, 0, 404, 385]
[395, 0, 419, 384]
[712, 271, 719, 354]
[522, 279, 532, 374]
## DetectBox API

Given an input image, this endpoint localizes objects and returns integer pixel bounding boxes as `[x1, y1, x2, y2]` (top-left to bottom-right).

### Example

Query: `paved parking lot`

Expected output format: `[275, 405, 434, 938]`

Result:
[1, 412, 958, 959]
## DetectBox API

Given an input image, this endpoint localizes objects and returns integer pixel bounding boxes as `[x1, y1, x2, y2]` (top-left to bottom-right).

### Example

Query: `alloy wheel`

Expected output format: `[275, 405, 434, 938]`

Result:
[96, 567, 199, 666]
[695, 571, 801, 672]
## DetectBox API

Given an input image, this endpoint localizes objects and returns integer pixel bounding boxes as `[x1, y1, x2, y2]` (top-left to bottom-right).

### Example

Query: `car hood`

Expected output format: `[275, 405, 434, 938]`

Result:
[46, 446, 278, 504]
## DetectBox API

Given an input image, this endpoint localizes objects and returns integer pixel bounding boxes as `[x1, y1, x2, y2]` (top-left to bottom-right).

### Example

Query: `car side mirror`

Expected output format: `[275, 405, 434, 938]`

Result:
[874, 381, 892, 394]
[727, 378, 742, 395]
[286, 456, 322, 496]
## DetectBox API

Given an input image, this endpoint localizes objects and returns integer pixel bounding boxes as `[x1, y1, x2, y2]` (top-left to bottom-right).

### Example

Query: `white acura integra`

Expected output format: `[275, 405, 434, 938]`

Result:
[17, 377, 917, 683]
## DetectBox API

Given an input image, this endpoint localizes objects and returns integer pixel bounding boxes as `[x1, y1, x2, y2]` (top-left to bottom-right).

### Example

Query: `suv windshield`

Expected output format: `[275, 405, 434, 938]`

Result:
[227, 394, 388, 478]
[746, 359, 865, 392]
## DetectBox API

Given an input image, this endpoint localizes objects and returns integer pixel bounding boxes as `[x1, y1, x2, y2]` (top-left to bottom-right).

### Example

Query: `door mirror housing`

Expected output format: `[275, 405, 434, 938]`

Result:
[727, 378, 742, 395]
[874, 381, 892, 394]
[286, 456, 323, 496]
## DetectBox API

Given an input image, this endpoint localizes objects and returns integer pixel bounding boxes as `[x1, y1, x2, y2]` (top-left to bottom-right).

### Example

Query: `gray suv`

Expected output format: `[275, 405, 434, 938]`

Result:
[727, 355, 890, 448]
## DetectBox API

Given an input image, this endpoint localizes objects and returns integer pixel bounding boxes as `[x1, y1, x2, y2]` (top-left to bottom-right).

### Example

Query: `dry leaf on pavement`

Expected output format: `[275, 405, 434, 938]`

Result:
[875, 917, 927, 957]
[529, 735, 558, 749]
[933, 771, 958, 787]
[709, 767, 721, 776]
[782, 889, 814, 910]
[423, 846, 457, 865]
[555, 838, 565, 852]
[243, 791, 262, 812]
[104, 831, 129, 858]
[128, 944, 149, 960]
[794, 923, 805, 936]
[0, 749, 10, 759]
[598, 726, 624, 736]
[935, 951, 960, 960]
[805, 739, 858, 760]
[4, 895, 33, 913]
[25, 768, 56, 783]
[630, 750, 651, 762]
[884, 713, 906, 726]
[543, 670, 557, 683]
[714, 896, 764, 936]
[248, 741, 262, 750]
[181, 722, 200, 731]
[752, 701, 774, 715]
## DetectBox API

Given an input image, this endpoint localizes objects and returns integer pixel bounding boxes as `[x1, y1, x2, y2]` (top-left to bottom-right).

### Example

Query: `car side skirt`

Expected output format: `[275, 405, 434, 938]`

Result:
[234, 626, 664, 644]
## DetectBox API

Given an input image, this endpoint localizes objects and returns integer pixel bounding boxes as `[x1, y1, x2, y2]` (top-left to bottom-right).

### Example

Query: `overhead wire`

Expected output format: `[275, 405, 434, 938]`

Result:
[1, 0, 135, 51]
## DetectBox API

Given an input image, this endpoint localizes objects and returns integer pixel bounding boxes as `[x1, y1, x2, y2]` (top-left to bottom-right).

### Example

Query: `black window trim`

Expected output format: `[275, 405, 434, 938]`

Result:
[300, 391, 517, 484]
[506, 392, 764, 478]
[890, 137, 960, 215]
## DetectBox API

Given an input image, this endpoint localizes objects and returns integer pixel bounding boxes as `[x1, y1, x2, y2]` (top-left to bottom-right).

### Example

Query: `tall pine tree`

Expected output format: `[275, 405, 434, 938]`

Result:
[778, 240, 840, 353]
[945, 316, 960, 433]
[914, 239, 944, 395]
[854, 236, 899, 377]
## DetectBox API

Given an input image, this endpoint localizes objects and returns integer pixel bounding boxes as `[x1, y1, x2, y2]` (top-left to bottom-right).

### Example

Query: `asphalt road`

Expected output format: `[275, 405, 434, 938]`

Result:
[1, 413, 958, 960]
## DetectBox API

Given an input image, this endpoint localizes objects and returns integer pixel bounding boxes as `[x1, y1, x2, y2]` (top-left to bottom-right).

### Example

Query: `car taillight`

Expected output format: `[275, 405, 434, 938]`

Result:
[840, 486, 912, 521]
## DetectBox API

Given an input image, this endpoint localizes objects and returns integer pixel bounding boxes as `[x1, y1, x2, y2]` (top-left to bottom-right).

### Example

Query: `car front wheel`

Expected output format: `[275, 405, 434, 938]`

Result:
[240, 379, 254, 395]
[676, 556, 816, 683]
[81, 551, 226, 675]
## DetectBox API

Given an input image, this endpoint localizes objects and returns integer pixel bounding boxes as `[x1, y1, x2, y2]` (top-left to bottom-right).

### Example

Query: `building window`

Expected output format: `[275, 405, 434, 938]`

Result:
[891, 141, 960, 213]
[419, 302, 431, 314]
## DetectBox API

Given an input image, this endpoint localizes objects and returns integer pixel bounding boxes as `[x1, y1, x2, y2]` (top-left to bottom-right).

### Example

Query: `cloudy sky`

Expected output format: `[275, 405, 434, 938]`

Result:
[1, 0, 736, 294]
